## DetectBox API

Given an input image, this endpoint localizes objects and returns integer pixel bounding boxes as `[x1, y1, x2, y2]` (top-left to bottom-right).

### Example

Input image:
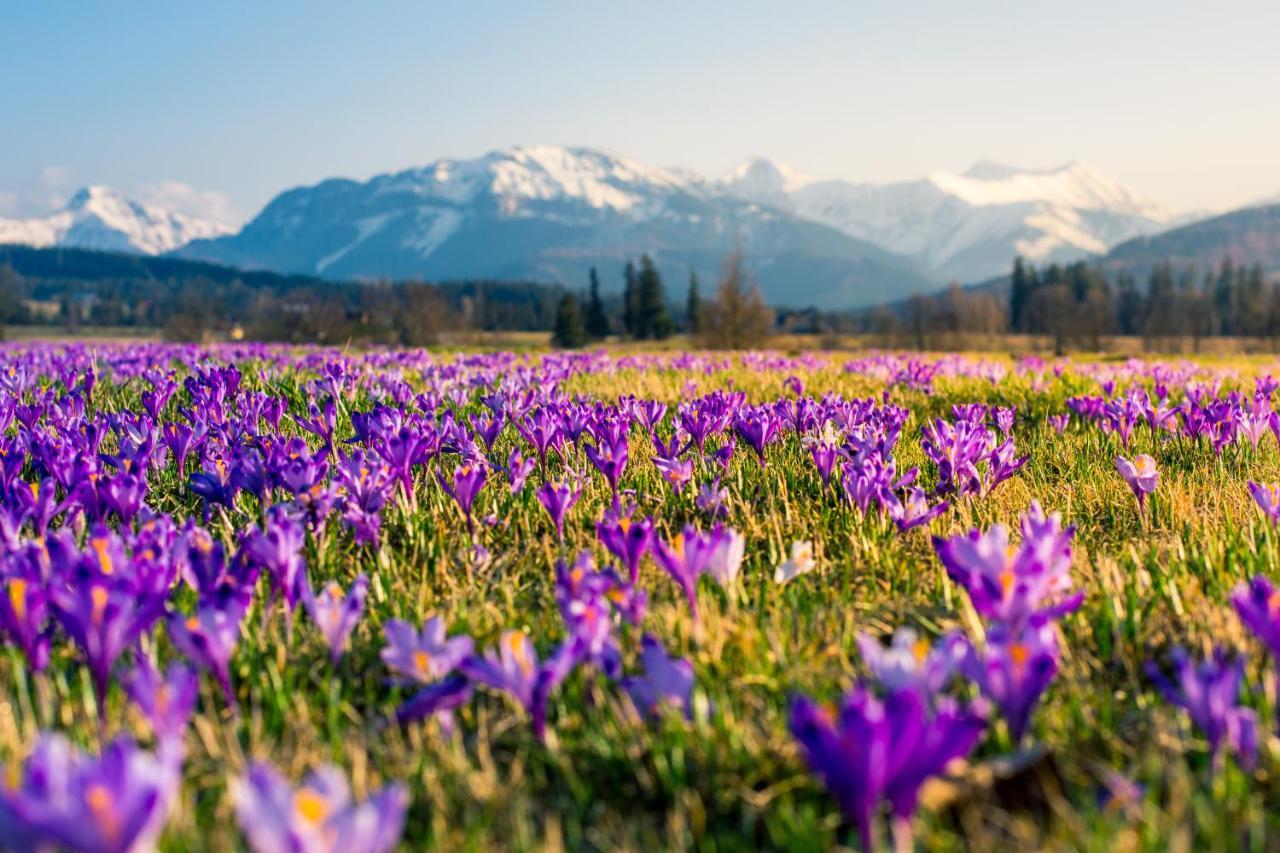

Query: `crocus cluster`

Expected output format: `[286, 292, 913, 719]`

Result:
[933, 502, 1081, 743]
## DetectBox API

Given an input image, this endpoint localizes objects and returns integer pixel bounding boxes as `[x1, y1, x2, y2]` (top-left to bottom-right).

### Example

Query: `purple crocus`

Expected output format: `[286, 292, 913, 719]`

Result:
[652, 524, 724, 620]
[0, 734, 179, 852]
[233, 761, 408, 853]
[596, 512, 654, 584]
[932, 501, 1081, 631]
[857, 628, 968, 696]
[536, 479, 581, 539]
[962, 620, 1059, 745]
[622, 634, 695, 719]
[1247, 481, 1280, 525]
[461, 630, 578, 740]
[789, 685, 985, 850]
[0, 556, 51, 671]
[437, 461, 487, 532]
[304, 574, 369, 665]
[1146, 647, 1258, 771]
[584, 435, 629, 495]
[506, 448, 536, 495]
[1115, 454, 1158, 512]
[126, 659, 199, 754]
[652, 453, 694, 495]
[381, 616, 475, 685]
[1232, 575, 1280, 659]
[695, 477, 729, 518]
[52, 575, 166, 710]
[168, 599, 244, 706]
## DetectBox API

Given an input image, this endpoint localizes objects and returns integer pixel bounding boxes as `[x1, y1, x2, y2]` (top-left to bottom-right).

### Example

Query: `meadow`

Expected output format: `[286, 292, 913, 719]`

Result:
[2, 342, 1280, 851]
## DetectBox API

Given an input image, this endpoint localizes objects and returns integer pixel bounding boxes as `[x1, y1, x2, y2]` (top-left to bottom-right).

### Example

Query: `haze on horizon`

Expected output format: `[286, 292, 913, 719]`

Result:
[3, 1, 1278, 227]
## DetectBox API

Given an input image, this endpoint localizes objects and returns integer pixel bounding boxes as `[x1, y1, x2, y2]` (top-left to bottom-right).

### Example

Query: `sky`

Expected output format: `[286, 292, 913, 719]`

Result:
[2, 1, 1279, 225]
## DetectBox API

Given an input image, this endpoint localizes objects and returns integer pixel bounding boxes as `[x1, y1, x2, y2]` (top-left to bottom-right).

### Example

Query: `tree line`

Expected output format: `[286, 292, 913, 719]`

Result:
[864, 256, 1278, 352]
[552, 250, 774, 349]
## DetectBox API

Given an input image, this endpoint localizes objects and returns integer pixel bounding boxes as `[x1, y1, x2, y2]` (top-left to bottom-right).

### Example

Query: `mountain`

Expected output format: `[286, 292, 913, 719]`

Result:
[719, 158, 1180, 283]
[0, 186, 232, 255]
[1100, 202, 1280, 276]
[178, 145, 937, 309]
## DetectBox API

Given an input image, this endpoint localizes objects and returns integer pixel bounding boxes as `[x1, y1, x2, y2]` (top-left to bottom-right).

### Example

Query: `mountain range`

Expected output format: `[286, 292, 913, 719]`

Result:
[1, 146, 1272, 308]
[0, 186, 231, 255]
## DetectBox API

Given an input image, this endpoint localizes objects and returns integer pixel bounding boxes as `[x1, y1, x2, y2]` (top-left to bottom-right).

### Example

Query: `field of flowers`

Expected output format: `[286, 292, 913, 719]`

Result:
[2, 342, 1280, 850]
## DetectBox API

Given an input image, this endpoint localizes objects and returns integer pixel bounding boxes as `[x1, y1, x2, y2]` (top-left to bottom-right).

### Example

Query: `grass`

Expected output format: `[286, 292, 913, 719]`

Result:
[4, 346, 1280, 850]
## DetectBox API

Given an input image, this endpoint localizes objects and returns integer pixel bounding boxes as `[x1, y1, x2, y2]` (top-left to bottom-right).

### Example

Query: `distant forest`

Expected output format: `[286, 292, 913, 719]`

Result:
[864, 257, 1280, 351]
[0, 245, 807, 346]
[0, 245, 572, 344]
[3, 243, 1279, 351]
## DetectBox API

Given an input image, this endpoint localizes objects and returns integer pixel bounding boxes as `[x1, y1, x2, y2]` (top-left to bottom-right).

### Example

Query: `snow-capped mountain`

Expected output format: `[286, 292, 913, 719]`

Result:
[179, 145, 937, 309]
[720, 158, 1179, 283]
[0, 186, 232, 255]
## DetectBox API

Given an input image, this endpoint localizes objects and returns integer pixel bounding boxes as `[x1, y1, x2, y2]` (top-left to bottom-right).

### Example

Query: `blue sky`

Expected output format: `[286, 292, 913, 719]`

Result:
[3, 1, 1278, 223]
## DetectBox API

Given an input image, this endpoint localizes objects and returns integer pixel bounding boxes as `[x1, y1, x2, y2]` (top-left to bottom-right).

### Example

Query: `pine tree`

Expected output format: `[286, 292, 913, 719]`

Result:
[622, 261, 639, 337]
[685, 270, 702, 334]
[1009, 257, 1031, 333]
[552, 293, 587, 349]
[636, 254, 673, 339]
[585, 267, 610, 340]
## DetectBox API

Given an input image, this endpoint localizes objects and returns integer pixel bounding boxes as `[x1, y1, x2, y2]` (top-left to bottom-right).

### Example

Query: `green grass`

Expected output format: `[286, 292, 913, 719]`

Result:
[7, 350, 1280, 850]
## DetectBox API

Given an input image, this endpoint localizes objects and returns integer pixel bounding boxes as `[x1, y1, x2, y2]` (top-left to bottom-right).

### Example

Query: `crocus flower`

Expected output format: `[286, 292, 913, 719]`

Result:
[887, 487, 949, 532]
[695, 477, 729, 517]
[0, 558, 51, 671]
[652, 525, 724, 619]
[705, 526, 746, 588]
[857, 628, 968, 696]
[584, 435, 629, 495]
[773, 540, 816, 585]
[506, 448, 536, 495]
[1146, 647, 1258, 771]
[789, 685, 985, 851]
[962, 620, 1059, 745]
[304, 574, 369, 665]
[622, 634, 695, 719]
[52, 576, 166, 710]
[652, 454, 694, 495]
[1048, 413, 1070, 434]
[1115, 454, 1158, 512]
[437, 461, 487, 531]
[240, 507, 309, 618]
[126, 659, 199, 755]
[932, 501, 1081, 632]
[1232, 574, 1280, 660]
[1247, 481, 1280, 525]
[0, 734, 179, 853]
[393, 674, 474, 732]
[461, 630, 578, 740]
[596, 513, 654, 584]
[168, 600, 244, 706]
[380, 617, 474, 686]
[233, 762, 408, 853]
[536, 479, 581, 539]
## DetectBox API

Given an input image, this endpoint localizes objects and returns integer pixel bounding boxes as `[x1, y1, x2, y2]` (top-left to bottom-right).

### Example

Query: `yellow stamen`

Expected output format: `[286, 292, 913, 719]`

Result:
[8, 579, 27, 622]
[293, 788, 330, 825]
[90, 587, 109, 626]
[1009, 643, 1029, 668]
[505, 631, 534, 676]
[912, 638, 931, 662]
[413, 650, 432, 675]
[90, 537, 113, 575]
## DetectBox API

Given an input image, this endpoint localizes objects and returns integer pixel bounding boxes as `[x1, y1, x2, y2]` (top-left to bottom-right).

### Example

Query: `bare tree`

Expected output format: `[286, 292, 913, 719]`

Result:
[698, 250, 774, 349]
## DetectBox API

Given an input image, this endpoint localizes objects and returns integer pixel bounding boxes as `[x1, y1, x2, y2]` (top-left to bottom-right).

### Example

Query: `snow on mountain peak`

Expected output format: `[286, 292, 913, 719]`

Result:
[929, 160, 1170, 220]
[720, 158, 812, 205]
[0, 185, 232, 255]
